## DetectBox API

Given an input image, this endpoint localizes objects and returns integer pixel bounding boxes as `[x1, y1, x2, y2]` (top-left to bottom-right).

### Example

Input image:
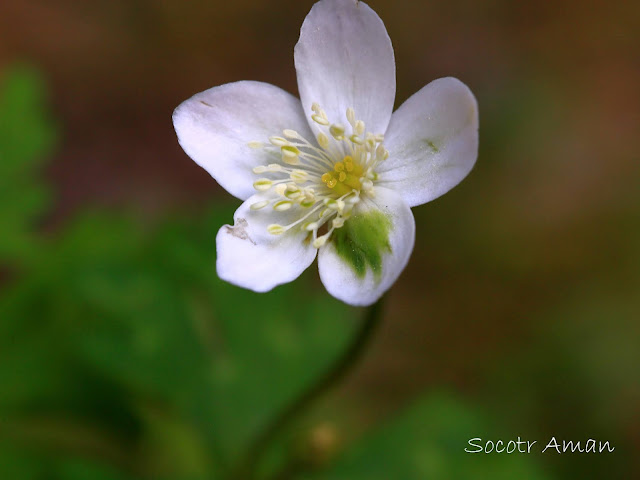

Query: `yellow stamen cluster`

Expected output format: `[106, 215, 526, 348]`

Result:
[247, 103, 389, 248]
[321, 156, 364, 196]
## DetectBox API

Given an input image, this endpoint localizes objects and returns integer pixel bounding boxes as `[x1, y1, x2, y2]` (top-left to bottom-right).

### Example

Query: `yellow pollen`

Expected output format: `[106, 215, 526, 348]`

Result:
[321, 155, 365, 196]
[250, 104, 388, 242]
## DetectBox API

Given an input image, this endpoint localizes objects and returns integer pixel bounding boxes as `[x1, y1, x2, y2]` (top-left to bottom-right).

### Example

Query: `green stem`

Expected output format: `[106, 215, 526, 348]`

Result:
[238, 296, 386, 479]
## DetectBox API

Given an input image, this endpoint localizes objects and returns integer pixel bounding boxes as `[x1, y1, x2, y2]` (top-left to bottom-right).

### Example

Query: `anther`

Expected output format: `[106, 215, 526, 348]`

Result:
[250, 200, 269, 210]
[282, 156, 300, 166]
[300, 197, 315, 208]
[349, 134, 363, 145]
[313, 236, 328, 248]
[312, 114, 330, 126]
[269, 136, 289, 146]
[346, 107, 356, 126]
[305, 222, 319, 231]
[313, 229, 334, 248]
[273, 200, 293, 211]
[325, 198, 339, 209]
[366, 136, 376, 151]
[284, 186, 301, 199]
[253, 178, 273, 191]
[346, 193, 360, 204]
[275, 184, 287, 196]
[317, 132, 330, 149]
[329, 124, 345, 140]
[283, 129, 299, 139]
[344, 157, 354, 172]
[281, 145, 300, 157]
[267, 224, 285, 235]
[282, 155, 300, 166]
[290, 170, 308, 183]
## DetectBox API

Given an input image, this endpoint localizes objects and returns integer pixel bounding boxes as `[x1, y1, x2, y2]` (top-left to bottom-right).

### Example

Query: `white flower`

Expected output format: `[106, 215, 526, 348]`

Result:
[172, 0, 478, 306]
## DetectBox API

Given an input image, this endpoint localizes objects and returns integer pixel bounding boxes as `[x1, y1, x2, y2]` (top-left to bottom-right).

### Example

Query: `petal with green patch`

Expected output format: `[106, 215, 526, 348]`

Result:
[332, 210, 392, 280]
[318, 187, 415, 307]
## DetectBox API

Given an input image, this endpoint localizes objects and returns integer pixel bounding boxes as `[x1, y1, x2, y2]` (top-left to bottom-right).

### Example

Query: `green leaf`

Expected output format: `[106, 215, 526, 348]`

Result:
[0, 203, 354, 474]
[0, 64, 56, 263]
[53, 458, 138, 480]
[313, 392, 555, 480]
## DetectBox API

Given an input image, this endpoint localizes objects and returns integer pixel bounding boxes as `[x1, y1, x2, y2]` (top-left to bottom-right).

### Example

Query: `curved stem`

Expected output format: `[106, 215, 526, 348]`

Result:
[239, 296, 386, 479]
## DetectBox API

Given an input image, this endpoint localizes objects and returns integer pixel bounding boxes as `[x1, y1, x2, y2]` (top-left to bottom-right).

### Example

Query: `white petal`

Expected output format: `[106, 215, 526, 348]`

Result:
[173, 81, 312, 200]
[378, 77, 479, 207]
[294, 0, 395, 135]
[318, 187, 415, 306]
[216, 192, 317, 292]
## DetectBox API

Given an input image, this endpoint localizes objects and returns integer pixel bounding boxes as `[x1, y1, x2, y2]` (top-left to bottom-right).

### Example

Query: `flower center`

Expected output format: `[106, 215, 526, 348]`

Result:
[247, 104, 388, 248]
[321, 155, 364, 195]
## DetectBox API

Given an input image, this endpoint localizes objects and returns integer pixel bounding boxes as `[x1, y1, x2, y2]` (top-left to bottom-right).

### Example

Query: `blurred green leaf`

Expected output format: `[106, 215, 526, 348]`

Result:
[0, 445, 41, 478]
[312, 392, 555, 480]
[0, 443, 138, 480]
[54, 459, 137, 480]
[0, 65, 55, 169]
[0, 64, 56, 263]
[60, 208, 356, 462]
[1, 200, 354, 478]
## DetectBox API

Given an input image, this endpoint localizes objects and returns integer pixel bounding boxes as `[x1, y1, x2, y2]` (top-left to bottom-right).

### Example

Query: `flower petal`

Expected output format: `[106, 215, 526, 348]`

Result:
[378, 77, 479, 207]
[318, 187, 415, 306]
[294, 0, 395, 135]
[216, 192, 318, 292]
[173, 81, 313, 200]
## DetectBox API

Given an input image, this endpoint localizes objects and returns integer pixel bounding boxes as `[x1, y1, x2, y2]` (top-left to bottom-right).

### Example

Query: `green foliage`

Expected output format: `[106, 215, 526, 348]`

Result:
[0, 65, 357, 478]
[332, 211, 391, 279]
[0, 207, 356, 478]
[0, 65, 56, 263]
[312, 392, 555, 480]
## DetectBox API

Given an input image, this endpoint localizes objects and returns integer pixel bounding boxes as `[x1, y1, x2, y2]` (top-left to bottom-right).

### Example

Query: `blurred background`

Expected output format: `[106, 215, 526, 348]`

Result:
[0, 0, 638, 478]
